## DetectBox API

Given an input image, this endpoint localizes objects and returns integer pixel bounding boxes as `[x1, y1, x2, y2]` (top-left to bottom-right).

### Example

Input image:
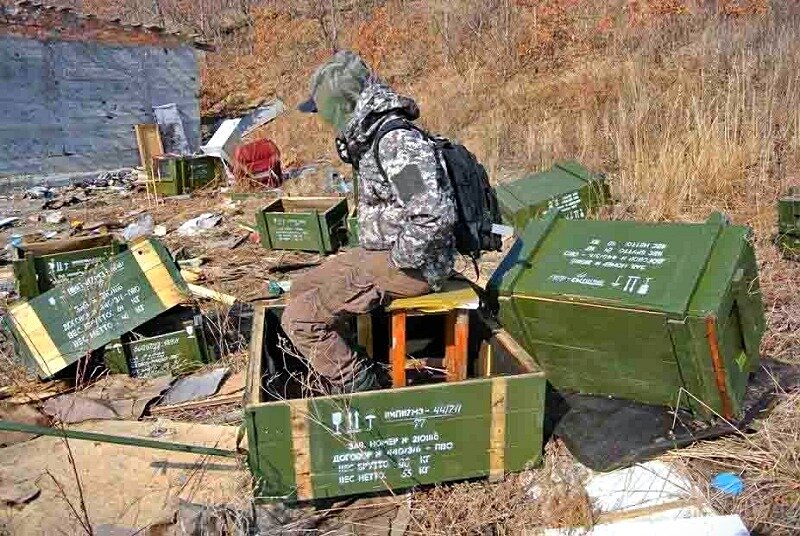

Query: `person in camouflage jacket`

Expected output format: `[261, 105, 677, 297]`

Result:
[281, 50, 457, 394]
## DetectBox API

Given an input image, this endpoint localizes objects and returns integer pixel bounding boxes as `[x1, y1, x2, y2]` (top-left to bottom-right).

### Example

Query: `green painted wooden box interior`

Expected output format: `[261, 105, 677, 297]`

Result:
[494, 161, 610, 230]
[255, 197, 349, 253]
[12, 235, 127, 299]
[347, 205, 359, 246]
[489, 210, 765, 419]
[154, 155, 218, 197]
[244, 305, 546, 502]
[103, 306, 213, 377]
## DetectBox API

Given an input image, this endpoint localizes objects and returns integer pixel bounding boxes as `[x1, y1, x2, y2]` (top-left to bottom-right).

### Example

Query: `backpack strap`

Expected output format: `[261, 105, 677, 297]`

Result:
[371, 117, 426, 181]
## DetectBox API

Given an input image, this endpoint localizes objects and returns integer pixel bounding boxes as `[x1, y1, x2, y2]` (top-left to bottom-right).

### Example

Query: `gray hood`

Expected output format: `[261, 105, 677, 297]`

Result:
[342, 80, 420, 153]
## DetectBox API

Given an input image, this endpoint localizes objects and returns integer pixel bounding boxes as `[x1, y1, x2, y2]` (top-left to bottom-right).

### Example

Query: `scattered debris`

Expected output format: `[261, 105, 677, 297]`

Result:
[43, 211, 64, 224]
[153, 224, 168, 236]
[24, 186, 52, 199]
[177, 212, 223, 236]
[121, 213, 154, 241]
[0, 217, 20, 230]
[0, 402, 49, 447]
[187, 283, 237, 305]
[711, 473, 745, 496]
[159, 368, 229, 406]
[0, 479, 40, 506]
[42, 375, 173, 423]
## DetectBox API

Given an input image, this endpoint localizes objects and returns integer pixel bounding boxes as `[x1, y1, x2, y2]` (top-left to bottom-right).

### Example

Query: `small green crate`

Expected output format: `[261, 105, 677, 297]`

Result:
[153, 155, 218, 197]
[255, 197, 349, 254]
[12, 235, 127, 300]
[494, 161, 610, 230]
[244, 305, 545, 502]
[104, 307, 213, 378]
[777, 186, 800, 236]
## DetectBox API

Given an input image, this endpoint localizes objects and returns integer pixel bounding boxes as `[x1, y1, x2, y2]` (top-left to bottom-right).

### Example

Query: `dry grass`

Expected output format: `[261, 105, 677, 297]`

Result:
[671, 392, 800, 535]
[408, 441, 594, 534]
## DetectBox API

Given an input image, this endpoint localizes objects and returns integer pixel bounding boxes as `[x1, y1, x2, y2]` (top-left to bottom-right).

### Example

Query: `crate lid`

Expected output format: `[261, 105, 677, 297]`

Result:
[492, 211, 737, 316]
[496, 161, 604, 206]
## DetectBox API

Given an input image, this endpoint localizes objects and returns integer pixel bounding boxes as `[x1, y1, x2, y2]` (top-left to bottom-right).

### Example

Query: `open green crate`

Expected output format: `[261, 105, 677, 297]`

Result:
[103, 306, 214, 377]
[244, 305, 545, 501]
[153, 154, 218, 197]
[489, 210, 765, 419]
[12, 235, 127, 300]
[494, 161, 610, 230]
[255, 197, 348, 254]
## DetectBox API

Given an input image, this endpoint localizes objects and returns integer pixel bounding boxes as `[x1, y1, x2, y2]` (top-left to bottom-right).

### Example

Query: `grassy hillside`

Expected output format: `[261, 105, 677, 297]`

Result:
[202, 0, 798, 363]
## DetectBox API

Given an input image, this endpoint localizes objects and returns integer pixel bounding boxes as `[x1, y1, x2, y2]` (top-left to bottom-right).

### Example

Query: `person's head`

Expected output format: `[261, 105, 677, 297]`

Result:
[298, 50, 371, 133]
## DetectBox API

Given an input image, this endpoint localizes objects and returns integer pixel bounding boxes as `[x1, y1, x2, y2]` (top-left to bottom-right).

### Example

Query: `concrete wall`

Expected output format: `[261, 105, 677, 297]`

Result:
[0, 35, 200, 177]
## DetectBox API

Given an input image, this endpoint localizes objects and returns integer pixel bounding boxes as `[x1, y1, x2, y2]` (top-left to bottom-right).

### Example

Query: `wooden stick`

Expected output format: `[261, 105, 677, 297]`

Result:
[187, 283, 237, 305]
[150, 392, 243, 415]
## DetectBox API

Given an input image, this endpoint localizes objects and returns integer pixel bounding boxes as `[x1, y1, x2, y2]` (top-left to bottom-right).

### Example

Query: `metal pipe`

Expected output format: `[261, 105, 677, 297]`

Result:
[0, 420, 239, 458]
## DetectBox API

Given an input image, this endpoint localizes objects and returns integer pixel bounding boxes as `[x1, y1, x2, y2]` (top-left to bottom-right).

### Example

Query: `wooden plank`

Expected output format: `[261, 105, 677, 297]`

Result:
[134, 123, 163, 175]
[247, 306, 266, 407]
[390, 311, 407, 387]
[289, 398, 313, 500]
[356, 314, 373, 358]
[150, 393, 242, 415]
[445, 310, 469, 382]
[492, 329, 537, 373]
[489, 377, 507, 481]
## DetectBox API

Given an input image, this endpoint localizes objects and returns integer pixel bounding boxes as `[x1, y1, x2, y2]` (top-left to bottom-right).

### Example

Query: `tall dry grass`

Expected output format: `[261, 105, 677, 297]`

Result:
[202, 0, 799, 362]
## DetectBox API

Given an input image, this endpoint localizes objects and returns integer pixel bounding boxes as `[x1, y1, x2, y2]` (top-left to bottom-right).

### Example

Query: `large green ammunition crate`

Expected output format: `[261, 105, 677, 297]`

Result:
[153, 155, 218, 196]
[778, 186, 800, 236]
[104, 307, 213, 377]
[12, 235, 127, 299]
[244, 306, 545, 501]
[494, 161, 610, 230]
[490, 211, 765, 419]
[255, 197, 348, 253]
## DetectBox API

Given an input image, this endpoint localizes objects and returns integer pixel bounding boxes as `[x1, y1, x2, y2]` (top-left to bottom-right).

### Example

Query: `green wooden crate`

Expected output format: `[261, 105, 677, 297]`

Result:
[347, 205, 359, 247]
[494, 161, 610, 230]
[244, 305, 546, 501]
[777, 186, 800, 236]
[489, 210, 765, 419]
[12, 235, 127, 299]
[154, 155, 218, 196]
[104, 306, 213, 377]
[776, 232, 800, 260]
[6, 239, 189, 379]
[255, 197, 349, 254]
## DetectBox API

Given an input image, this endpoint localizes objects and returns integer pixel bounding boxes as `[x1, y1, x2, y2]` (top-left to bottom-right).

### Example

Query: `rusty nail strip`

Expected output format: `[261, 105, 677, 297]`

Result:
[705, 315, 733, 420]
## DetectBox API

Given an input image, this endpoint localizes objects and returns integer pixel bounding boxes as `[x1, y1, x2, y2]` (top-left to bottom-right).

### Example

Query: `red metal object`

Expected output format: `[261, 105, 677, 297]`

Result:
[233, 139, 282, 188]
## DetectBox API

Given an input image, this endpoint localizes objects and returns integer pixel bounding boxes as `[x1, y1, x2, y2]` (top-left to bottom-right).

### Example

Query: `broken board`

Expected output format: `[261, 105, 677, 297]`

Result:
[6, 239, 189, 378]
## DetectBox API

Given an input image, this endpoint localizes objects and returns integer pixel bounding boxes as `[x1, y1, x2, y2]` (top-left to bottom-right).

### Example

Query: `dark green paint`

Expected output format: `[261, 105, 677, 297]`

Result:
[154, 155, 218, 196]
[494, 161, 610, 230]
[493, 211, 765, 417]
[12, 237, 126, 299]
[103, 325, 208, 377]
[246, 374, 544, 501]
[777, 187, 800, 235]
[255, 198, 348, 253]
[8, 239, 189, 378]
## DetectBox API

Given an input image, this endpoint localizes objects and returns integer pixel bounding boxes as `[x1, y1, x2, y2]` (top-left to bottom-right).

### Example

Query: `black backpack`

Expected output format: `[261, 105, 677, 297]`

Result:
[372, 118, 503, 260]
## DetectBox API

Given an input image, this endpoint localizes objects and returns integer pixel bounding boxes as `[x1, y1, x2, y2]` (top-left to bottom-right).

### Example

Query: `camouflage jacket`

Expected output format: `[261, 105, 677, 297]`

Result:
[341, 81, 457, 289]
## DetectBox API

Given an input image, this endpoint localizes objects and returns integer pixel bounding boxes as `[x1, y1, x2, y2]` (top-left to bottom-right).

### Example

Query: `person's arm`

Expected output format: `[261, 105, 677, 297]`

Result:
[378, 128, 454, 268]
